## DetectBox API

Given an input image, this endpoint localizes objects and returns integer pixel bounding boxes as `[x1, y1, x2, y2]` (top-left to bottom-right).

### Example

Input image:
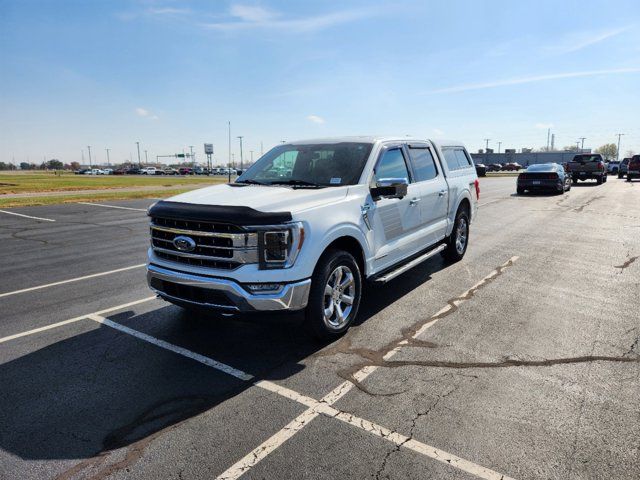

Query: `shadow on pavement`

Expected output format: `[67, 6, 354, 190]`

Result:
[0, 256, 446, 465]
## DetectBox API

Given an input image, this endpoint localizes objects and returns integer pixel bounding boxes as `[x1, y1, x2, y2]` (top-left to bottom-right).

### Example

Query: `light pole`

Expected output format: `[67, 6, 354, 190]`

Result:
[237, 136, 244, 171]
[105, 148, 111, 166]
[579, 137, 586, 152]
[136, 141, 142, 167]
[484, 139, 490, 163]
[616, 133, 625, 162]
[144, 150, 148, 164]
[87, 145, 92, 168]
[497, 141, 502, 154]
[189, 145, 195, 166]
[575, 141, 580, 152]
[250, 150, 254, 164]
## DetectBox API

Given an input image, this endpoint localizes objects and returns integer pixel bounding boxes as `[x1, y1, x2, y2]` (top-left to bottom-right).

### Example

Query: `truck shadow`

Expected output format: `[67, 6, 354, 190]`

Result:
[0, 257, 446, 468]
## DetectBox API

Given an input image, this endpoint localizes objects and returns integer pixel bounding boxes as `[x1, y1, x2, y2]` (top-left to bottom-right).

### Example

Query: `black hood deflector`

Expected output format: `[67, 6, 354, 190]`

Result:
[148, 201, 292, 226]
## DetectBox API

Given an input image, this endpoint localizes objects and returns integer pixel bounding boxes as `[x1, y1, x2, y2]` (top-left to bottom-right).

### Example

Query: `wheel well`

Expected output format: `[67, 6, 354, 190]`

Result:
[325, 236, 366, 276]
[458, 197, 471, 216]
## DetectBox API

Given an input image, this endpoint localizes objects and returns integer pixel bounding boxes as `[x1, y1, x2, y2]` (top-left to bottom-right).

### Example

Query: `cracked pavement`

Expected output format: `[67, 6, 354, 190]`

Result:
[1, 178, 639, 479]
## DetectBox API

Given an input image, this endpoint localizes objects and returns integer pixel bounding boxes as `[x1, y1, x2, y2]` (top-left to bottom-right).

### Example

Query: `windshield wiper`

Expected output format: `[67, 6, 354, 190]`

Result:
[234, 179, 266, 185]
[269, 179, 322, 188]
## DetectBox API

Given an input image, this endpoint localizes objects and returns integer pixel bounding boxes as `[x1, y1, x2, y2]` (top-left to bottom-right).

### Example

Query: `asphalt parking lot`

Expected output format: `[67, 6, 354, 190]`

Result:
[1, 177, 638, 480]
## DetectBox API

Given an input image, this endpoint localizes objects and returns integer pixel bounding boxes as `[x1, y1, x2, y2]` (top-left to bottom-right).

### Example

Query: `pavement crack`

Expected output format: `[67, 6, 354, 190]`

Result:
[572, 195, 604, 213]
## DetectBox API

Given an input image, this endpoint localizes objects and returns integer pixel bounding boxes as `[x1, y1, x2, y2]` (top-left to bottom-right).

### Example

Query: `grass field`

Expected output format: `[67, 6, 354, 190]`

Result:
[0, 172, 225, 195]
[0, 188, 201, 208]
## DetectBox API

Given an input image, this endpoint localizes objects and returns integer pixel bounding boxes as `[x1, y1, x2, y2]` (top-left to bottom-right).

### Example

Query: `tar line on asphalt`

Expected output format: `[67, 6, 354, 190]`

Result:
[0, 209, 56, 222]
[1, 258, 520, 480]
[77, 202, 148, 212]
[0, 264, 146, 298]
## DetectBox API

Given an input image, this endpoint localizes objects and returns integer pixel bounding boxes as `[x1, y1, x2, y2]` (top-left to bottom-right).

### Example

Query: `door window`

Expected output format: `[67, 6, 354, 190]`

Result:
[375, 148, 410, 182]
[408, 147, 438, 181]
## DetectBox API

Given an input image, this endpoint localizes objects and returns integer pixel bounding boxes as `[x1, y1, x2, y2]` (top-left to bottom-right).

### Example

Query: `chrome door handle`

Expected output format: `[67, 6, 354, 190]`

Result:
[409, 197, 421, 206]
[438, 190, 446, 197]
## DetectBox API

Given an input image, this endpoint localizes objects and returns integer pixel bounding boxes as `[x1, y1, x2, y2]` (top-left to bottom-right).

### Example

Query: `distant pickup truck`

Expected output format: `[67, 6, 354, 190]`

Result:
[627, 155, 640, 182]
[567, 154, 607, 185]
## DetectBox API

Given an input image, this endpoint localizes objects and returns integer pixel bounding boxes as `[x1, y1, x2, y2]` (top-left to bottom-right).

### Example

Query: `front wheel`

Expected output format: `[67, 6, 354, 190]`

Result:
[443, 208, 470, 263]
[305, 250, 362, 340]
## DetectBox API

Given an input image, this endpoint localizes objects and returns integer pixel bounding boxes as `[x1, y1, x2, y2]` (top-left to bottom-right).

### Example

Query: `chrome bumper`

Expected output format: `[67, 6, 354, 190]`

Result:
[147, 264, 311, 312]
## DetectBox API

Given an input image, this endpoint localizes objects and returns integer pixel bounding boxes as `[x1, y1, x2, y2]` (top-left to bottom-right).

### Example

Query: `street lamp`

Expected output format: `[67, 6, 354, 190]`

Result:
[136, 141, 142, 167]
[105, 148, 111, 166]
[144, 150, 148, 164]
[237, 136, 244, 170]
[87, 145, 92, 168]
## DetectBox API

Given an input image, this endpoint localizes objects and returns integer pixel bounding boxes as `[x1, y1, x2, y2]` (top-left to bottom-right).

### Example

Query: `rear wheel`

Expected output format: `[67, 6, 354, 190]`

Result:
[306, 250, 362, 340]
[596, 177, 603, 185]
[443, 207, 470, 263]
[618, 172, 623, 179]
[572, 178, 578, 185]
[628, 176, 633, 182]
[517, 187, 525, 195]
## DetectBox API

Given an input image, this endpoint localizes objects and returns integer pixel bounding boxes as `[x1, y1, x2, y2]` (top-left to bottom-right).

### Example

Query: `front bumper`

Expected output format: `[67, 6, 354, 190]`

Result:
[147, 264, 311, 312]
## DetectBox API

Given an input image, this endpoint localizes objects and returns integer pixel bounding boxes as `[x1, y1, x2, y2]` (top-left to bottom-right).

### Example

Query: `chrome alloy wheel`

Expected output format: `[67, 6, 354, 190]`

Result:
[322, 265, 356, 330]
[455, 217, 468, 255]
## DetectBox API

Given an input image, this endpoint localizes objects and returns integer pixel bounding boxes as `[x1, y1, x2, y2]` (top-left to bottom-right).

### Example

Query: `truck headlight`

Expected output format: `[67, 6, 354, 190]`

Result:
[257, 222, 304, 269]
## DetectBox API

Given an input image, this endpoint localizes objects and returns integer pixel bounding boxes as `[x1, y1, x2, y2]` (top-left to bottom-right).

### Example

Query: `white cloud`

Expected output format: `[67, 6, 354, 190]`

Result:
[307, 115, 325, 124]
[432, 128, 444, 137]
[535, 123, 554, 129]
[135, 107, 158, 120]
[548, 27, 630, 55]
[426, 67, 640, 94]
[147, 7, 192, 16]
[202, 5, 380, 33]
[230, 5, 278, 23]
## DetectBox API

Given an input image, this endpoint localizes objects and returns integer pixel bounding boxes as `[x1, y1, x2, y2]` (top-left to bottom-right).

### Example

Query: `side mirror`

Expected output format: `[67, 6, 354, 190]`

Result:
[371, 178, 408, 200]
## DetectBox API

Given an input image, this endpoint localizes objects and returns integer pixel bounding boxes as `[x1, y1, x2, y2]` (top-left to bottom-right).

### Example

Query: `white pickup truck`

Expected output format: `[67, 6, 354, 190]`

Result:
[147, 137, 479, 338]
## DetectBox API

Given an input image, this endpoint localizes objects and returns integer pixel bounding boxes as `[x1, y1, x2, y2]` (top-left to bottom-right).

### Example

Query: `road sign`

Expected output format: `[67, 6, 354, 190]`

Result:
[204, 143, 214, 155]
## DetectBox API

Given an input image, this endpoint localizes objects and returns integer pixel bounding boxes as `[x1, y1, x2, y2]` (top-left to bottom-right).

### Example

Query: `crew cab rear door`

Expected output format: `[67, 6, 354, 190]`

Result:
[405, 143, 449, 245]
[368, 144, 423, 271]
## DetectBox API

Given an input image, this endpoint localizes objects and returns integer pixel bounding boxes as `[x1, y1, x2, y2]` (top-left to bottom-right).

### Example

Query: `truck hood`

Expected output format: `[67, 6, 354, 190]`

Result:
[166, 183, 349, 215]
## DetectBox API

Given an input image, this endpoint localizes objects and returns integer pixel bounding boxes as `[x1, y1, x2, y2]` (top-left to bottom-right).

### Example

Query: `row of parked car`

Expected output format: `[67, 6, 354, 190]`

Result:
[515, 154, 640, 194]
[75, 166, 242, 176]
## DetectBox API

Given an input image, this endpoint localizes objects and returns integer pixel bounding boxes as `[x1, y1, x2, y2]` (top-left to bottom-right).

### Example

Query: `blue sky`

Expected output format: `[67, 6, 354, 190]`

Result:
[1, 0, 639, 166]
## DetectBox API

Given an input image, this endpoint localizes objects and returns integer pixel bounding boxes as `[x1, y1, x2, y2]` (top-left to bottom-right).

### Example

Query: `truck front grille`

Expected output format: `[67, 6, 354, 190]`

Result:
[150, 216, 258, 270]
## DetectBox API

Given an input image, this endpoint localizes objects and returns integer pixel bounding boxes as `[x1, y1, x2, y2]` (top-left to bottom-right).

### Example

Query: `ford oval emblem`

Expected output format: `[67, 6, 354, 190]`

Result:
[173, 235, 196, 252]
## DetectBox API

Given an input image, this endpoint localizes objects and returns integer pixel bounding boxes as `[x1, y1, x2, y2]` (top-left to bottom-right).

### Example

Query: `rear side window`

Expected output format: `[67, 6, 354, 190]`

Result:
[407, 147, 438, 181]
[443, 148, 472, 171]
[454, 149, 472, 168]
[375, 148, 410, 182]
[443, 149, 460, 171]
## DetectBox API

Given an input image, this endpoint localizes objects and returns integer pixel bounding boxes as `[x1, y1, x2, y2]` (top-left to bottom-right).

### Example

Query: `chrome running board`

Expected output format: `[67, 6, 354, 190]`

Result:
[374, 244, 447, 283]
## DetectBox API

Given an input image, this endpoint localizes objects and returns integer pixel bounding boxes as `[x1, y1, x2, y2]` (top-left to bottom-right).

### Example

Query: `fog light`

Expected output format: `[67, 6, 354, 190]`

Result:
[245, 283, 283, 293]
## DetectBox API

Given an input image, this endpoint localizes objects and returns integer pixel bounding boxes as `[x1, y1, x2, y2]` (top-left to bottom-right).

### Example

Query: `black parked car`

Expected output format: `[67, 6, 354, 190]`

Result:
[475, 163, 487, 177]
[517, 163, 572, 195]
[486, 163, 502, 172]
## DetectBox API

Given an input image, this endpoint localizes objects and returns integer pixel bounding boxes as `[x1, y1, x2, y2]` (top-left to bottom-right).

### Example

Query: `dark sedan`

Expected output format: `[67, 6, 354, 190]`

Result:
[517, 163, 572, 195]
[475, 163, 487, 177]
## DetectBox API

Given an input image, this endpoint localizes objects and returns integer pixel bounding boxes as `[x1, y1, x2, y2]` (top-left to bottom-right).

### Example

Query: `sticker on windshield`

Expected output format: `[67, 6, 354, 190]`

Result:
[330, 177, 342, 184]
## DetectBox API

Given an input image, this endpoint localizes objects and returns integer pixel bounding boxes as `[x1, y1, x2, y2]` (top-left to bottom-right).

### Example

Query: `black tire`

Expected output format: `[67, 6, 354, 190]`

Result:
[618, 173, 623, 179]
[517, 187, 525, 195]
[572, 178, 578, 185]
[566, 180, 571, 191]
[443, 207, 470, 263]
[628, 176, 632, 182]
[596, 177, 603, 185]
[305, 250, 362, 340]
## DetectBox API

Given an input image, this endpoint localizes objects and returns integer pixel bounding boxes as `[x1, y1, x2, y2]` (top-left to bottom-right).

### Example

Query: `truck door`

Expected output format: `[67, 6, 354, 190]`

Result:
[405, 143, 449, 245]
[368, 145, 423, 272]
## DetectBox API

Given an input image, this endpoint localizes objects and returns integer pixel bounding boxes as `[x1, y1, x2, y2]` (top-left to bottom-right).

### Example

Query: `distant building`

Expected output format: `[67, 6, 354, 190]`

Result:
[471, 151, 585, 166]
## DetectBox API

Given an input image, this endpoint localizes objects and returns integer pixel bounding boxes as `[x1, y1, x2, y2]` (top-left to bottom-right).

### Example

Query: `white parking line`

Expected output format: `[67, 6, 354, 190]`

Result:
[0, 264, 146, 298]
[217, 257, 519, 480]
[88, 314, 253, 381]
[0, 209, 56, 222]
[77, 202, 148, 212]
[0, 296, 156, 344]
[1, 259, 520, 479]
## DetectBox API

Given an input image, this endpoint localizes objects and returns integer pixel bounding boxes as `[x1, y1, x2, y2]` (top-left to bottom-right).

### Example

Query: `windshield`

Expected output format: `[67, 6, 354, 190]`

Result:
[236, 142, 373, 187]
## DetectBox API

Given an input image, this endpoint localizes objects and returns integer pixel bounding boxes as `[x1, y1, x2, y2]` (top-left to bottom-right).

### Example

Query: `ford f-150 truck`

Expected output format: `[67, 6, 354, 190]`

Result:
[567, 154, 608, 185]
[147, 137, 479, 338]
[627, 155, 640, 182]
